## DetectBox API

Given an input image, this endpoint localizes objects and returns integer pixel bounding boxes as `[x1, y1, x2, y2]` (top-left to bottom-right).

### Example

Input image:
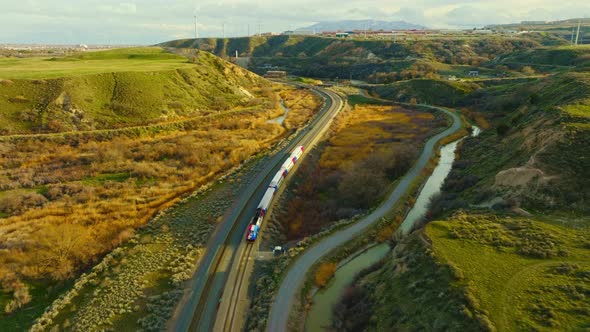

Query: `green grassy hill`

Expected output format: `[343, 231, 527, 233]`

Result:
[426, 213, 590, 331]
[0, 47, 269, 134]
[334, 230, 492, 331]
[370, 79, 480, 105]
[341, 212, 590, 331]
[492, 45, 590, 70]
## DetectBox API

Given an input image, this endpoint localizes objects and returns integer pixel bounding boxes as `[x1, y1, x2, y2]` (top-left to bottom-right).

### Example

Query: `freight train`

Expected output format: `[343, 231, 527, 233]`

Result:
[246, 146, 305, 242]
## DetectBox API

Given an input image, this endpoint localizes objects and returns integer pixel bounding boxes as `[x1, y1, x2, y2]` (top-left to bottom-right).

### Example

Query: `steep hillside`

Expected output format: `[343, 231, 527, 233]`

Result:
[341, 212, 590, 331]
[333, 231, 491, 331]
[0, 47, 269, 134]
[370, 79, 480, 105]
[492, 45, 590, 70]
[335, 52, 590, 332]
[431, 71, 590, 215]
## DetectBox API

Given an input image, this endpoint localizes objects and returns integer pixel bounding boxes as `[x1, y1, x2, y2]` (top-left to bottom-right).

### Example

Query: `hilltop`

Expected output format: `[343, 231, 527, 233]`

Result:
[0, 47, 268, 134]
[160, 34, 555, 81]
[488, 19, 590, 44]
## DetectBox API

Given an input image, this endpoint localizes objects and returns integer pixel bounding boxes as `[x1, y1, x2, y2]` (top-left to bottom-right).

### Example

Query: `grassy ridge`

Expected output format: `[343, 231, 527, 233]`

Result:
[493, 45, 590, 69]
[334, 230, 490, 331]
[0, 47, 268, 134]
[427, 213, 590, 331]
[161, 35, 548, 81]
[370, 79, 480, 106]
[162, 36, 543, 61]
[0, 47, 193, 79]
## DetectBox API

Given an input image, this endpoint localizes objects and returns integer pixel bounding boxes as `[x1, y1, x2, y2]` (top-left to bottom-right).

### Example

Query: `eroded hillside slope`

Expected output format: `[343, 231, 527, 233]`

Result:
[0, 47, 268, 134]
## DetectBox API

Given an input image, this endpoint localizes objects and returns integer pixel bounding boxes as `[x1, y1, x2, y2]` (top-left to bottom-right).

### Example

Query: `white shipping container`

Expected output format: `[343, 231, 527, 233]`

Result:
[257, 187, 275, 210]
[290, 146, 304, 160]
[270, 169, 285, 188]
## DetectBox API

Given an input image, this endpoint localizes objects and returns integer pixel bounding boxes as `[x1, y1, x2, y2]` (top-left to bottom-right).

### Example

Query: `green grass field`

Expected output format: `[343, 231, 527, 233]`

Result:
[0, 47, 269, 134]
[0, 47, 195, 79]
[426, 213, 590, 331]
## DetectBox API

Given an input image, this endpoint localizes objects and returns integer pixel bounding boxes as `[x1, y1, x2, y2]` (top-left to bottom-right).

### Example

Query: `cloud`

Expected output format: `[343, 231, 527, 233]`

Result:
[0, 0, 589, 44]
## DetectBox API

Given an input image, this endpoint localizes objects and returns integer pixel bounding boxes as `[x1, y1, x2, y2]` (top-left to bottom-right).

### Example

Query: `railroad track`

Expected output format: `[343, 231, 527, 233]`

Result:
[170, 85, 344, 332]
[220, 242, 254, 331]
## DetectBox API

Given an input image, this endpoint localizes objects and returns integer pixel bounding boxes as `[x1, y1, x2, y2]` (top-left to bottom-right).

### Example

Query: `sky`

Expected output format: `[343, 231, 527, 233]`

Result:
[1, 0, 589, 45]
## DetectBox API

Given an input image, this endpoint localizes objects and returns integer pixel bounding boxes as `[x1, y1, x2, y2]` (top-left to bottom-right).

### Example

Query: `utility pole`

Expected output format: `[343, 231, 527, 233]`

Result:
[247, 24, 250, 36]
[258, 23, 261, 36]
[222, 23, 225, 39]
[575, 20, 581, 45]
[194, 15, 198, 39]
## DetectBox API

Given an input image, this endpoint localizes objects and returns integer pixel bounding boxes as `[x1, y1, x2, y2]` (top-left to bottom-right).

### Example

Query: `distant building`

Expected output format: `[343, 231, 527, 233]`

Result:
[284, 30, 315, 36]
[468, 71, 480, 77]
[447, 75, 458, 81]
[335, 32, 349, 38]
[521, 21, 549, 25]
[264, 70, 287, 79]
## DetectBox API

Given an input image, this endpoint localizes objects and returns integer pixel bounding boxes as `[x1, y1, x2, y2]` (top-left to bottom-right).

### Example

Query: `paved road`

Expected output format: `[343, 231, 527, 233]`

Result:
[266, 104, 462, 332]
[168, 85, 343, 332]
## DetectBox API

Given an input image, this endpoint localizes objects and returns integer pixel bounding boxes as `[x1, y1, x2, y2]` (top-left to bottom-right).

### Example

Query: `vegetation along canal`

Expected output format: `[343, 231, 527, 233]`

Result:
[305, 125, 481, 331]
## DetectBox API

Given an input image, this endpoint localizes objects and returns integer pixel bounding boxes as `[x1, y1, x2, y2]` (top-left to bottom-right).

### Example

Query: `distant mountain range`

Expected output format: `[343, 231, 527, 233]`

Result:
[297, 19, 426, 32]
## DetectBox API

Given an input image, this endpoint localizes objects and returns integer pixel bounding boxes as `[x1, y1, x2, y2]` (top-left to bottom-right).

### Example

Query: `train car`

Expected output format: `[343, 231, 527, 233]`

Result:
[258, 187, 275, 210]
[290, 146, 304, 162]
[281, 158, 294, 172]
[246, 224, 259, 241]
[246, 146, 305, 242]
[269, 168, 286, 189]
[252, 187, 274, 225]
[283, 146, 305, 171]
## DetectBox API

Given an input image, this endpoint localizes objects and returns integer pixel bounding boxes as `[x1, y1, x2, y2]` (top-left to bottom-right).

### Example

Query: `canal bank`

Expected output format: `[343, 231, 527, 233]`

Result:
[304, 125, 481, 331]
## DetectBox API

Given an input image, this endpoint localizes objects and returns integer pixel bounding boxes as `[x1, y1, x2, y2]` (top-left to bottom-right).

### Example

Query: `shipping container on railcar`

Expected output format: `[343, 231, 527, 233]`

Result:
[269, 169, 286, 189]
